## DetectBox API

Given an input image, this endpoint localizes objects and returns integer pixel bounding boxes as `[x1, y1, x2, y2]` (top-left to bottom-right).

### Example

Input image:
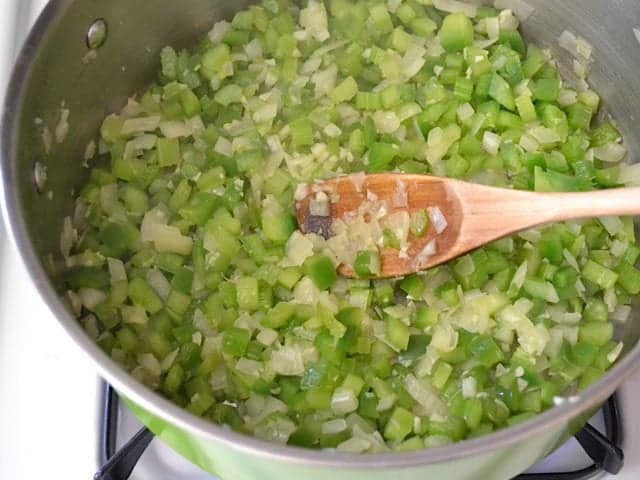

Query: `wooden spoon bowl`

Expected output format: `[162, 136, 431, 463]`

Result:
[296, 173, 640, 278]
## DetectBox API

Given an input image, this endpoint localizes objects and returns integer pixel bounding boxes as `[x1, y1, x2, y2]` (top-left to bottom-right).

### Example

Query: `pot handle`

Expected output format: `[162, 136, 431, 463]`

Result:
[94, 427, 154, 480]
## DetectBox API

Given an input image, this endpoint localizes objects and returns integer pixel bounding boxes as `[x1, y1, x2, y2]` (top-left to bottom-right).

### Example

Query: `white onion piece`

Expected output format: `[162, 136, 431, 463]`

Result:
[269, 346, 305, 376]
[331, 387, 359, 415]
[146, 268, 172, 300]
[599, 216, 624, 236]
[322, 419, 348, 435]
[138, 353, 161, 378]
[299, 0, 330, 42]
[558, 89, 578, 107]
[461, 376, 477, 398]
[519, 133, 540, 153]
[611, 305, 632, 324]
[208, 21, 231, 43]
[414, 239, 437, 270]
[55, 109, 70, 143]
[214, 136, 233, 157]
[121, 115, 161, 135]
[428, 206, 448, 234]
[405, 374, 448, 417]
[457, 103, 475, 122]
[236, 358, 262, 377]
[161, 349, 179, 372]
[337, 437, 371, 453]
[159, 120, 194, 138]
[434, 0, 478, 17]
[107, 258, 127, 284]
[618, 163, 640, 186]
[78, 288, 107, 310]
[593, 142, 627, 163]
[120, 305, 148, 325]
[607, 342, 624, 364]
[60, 216, 77, 258]
[482, 131, 501, 155]
[494, 0, 534, 20]
[563, 249, 580, 271]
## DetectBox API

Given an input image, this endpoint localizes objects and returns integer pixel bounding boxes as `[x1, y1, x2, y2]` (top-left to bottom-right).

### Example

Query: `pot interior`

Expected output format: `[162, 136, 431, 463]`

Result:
[2, 0, 640, 464]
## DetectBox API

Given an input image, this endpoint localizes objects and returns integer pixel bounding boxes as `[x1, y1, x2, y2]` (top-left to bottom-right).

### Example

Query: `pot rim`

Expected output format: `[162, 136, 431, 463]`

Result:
[2, 0, 639, 470]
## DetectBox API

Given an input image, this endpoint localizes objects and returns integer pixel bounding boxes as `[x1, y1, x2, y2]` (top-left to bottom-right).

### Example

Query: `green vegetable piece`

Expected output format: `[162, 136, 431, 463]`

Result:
[128, 277, 164, 314]
[582, 260, 619, 290]
[157, 138, 181, 167]
[261, 211, 296, 245]
[236, 276, 260, 311]
[410, 210, 430, 237]
[262, 302, 296, 328]
[616, 261, 640, 294]
[386, 316, 410, 351]
[468, 335, 504, 367]
[579, 322, 614, 347]
[304, 255, 338, 290]
[384, 407, 414, 442]
[330, 76, 359, 103]
[488, 73, 515, 111]
[440, 13, 474, 53]
[354, 250, 381, 278]
[222, 327, 251, 357]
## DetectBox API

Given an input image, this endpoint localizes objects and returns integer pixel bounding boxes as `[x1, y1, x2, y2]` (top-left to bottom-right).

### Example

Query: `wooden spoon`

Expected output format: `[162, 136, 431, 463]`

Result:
[295, 173, 640, 278]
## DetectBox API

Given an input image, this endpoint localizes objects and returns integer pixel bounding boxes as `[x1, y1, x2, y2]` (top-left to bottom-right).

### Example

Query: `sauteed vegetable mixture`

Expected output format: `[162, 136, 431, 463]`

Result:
[63, 0, 639, 452]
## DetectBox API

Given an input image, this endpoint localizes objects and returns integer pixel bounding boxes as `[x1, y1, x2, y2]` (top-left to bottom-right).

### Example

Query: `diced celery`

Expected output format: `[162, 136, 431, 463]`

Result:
[440, 13, 474, 53]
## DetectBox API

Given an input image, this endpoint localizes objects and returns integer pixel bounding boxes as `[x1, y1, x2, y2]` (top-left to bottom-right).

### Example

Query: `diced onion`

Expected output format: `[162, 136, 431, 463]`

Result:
[607, 342, 624, 363]
[331, 387, 359, 415]
[611, 305, 632, 323]
[269, 347, 305, 376]
[121, 116, 161, 135]
[599, 216, 624, 236]
[138, 353, 161, 378]
[428, 206, 448, 234]
[482, 131, 501, 155]
[461, 376, 477, 399]
[457, 103, 475, 122]
[208, 21, 231, 43]
[405, 374, 448, 417]
[78, 288, 107, 310]
[414, 239, 437, 270]
[494, 0, 534, 20]
[236, 358, 263, 377]
[593, 142, 627, 163]
[107, 258, 127, 284]
[121, 305, 149, 325]
[322, 418, 348, 435]
[55, 108, 70, 144]
[146, 268, 172, 300]
[372, 111, 401, 134]
[618, 163, 640, 186]
[337, 437, 371, 453]
[299, 0, 330, 42]
[558, 89, 578, 107]
[431, 321, 458, 352]
[214, 136, 233, 157]
[434, 0, 478, 17]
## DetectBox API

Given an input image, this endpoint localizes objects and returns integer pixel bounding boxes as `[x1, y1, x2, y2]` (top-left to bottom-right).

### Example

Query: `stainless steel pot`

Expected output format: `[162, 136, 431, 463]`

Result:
[2, 1, 640, 479]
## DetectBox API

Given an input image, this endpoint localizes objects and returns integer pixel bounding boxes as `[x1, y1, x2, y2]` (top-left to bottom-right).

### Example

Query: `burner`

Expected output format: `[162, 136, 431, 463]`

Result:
[94, 385, 624, 480]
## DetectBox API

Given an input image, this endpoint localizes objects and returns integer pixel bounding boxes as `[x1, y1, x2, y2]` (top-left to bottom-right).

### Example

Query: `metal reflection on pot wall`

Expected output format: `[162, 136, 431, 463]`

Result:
[1, 1, 640, 480]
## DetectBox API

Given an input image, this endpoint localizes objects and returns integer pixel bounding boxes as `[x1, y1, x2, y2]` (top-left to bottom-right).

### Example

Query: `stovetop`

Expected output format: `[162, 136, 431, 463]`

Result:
[1, 2, 640, 480]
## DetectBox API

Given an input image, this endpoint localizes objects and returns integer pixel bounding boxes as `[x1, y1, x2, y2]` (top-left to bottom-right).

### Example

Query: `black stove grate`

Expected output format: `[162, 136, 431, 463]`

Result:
[94, 384, 624, 480]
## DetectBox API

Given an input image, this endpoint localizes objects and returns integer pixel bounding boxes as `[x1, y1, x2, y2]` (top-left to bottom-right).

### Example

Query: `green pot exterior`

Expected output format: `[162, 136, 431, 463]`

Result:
[125, 397, 575, 480]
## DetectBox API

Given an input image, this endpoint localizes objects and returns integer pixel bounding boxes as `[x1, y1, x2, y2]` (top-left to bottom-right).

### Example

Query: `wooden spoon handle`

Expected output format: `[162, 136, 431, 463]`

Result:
[452, 184, 640, 253]
[539, 187, 640, 221]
